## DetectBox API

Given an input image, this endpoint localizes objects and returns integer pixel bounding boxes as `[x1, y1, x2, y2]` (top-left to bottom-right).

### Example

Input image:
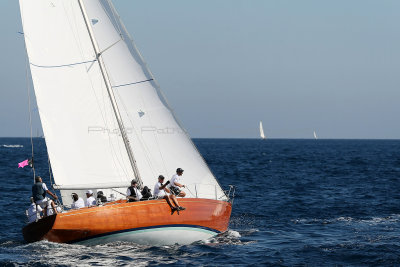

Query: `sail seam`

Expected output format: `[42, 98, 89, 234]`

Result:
[30, 59, 96, 68]
[112, 78, 154, 88]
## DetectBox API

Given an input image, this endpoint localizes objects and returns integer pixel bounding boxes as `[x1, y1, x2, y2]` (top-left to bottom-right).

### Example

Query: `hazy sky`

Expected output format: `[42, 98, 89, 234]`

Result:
[1, 0, 400, 139]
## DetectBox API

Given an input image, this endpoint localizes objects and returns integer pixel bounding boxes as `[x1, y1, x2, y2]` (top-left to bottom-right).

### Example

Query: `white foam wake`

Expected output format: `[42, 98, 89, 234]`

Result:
[2, 145, 24, 148]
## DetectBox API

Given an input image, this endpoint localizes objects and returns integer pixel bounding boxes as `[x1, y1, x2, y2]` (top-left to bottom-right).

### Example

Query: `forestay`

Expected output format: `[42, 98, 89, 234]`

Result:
[20, 0, 227, 204]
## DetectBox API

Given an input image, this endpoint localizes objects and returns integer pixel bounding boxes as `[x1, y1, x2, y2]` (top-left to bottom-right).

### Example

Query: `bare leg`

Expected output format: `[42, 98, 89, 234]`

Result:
[170, 195, 180, 207]
[171, 195, 185, 211]
[43, 206, 48, 217]
[35, 204, 40, 221]
[50, 201, 58, 214]
[163, 195, 175, 209]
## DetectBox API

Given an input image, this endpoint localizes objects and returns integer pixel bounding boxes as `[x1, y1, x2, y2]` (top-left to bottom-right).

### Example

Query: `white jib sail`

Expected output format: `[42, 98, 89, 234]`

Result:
[20, 0, 226, 203]
[260, 121, 265, 139]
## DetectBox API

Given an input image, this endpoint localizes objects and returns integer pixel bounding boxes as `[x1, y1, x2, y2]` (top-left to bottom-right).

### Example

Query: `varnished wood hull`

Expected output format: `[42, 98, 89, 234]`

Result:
[22, 198, 232, 245]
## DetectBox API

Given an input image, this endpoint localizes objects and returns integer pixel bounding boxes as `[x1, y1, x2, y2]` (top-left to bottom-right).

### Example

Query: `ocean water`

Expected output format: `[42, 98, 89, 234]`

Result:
[1, 138, 400, 266]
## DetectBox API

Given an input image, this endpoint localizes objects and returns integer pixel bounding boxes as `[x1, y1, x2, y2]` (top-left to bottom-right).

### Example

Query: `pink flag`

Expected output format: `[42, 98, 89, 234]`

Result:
[18, 159, 29, 168]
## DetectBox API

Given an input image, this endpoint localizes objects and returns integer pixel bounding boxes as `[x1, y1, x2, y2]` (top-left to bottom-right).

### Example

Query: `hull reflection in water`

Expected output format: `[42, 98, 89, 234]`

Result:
[23, 198, 232, 245]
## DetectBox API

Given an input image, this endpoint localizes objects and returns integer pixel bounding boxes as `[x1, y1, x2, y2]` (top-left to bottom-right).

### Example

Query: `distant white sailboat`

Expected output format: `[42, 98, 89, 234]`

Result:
[313, 131, 318, 140]
[260, 121, 266, 140]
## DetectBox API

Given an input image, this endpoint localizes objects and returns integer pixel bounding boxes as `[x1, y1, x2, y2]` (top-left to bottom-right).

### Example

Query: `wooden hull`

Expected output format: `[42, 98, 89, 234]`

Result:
[22, 198, 232, 245]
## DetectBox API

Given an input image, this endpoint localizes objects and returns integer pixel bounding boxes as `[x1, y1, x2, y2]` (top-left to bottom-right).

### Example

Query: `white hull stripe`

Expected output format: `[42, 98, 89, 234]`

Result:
[69, 224, 220, 244]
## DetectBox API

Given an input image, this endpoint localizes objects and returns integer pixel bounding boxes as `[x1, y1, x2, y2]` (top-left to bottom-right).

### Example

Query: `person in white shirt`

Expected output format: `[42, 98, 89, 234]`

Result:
[85, 190, 97, 207]
[127, 180, 142, 202]
[169, 168, 186, 197]
[27, 197, 42, 223]
[46, 201, 62, 216]
[154, 175, 184, 212]
[71, 193, 85, 209]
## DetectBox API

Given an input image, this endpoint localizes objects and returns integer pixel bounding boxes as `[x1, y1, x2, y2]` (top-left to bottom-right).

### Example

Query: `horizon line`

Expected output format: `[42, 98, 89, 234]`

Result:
[1, 136, 400, 140]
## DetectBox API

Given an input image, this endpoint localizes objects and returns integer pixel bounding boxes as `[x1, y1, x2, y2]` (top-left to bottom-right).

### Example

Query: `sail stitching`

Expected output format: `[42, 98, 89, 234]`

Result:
[30, 59, 96, 69]
[112, 78, 154, 88]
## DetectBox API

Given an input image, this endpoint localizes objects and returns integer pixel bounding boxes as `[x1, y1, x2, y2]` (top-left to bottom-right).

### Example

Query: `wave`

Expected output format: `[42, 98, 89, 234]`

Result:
[292, 214, 400, 225]
[2, 145, 24, 148]
[199, 230, 257, 246]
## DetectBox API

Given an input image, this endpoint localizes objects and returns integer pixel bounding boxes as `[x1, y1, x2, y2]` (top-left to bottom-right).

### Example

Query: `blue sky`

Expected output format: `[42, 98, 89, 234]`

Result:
[1, 0, 400, 138]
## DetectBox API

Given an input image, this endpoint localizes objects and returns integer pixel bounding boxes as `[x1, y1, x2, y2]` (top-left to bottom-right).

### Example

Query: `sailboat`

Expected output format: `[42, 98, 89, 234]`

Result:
[20, 0, 233, 245]
[313, 131, 318, 140]
[259, 121, 266, 140]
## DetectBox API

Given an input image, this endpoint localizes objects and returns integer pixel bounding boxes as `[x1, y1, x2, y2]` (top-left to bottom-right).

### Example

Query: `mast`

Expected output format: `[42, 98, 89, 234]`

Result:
[77, 0, 143, 187]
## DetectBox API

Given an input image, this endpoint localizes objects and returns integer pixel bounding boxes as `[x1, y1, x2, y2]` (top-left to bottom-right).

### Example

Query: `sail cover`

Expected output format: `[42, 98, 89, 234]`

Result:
[20, 0, 226, 203]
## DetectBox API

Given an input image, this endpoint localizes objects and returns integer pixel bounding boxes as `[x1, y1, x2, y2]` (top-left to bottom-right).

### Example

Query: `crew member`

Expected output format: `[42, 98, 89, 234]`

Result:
[32, 176, 58, 216]
[85, 190, 96, 207]
[71, 193, 85, 209]
[127, 179, 142, 202]
[169, 168, 186, 197]
[154, 175, 185, 212]
[27, 197, 42, 223]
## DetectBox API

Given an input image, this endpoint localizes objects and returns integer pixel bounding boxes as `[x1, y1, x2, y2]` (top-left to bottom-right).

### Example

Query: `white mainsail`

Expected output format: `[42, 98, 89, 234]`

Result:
[313, 131, 318, 140]
[259, 121, 266, 139]
[20, 0, 226, 204]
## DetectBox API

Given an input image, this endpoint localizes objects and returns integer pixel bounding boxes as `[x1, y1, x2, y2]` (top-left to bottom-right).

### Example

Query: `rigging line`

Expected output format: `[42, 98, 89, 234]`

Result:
[30, 59, 96, 69]
[98, 38, 122, 57]
[112, 79, 154, 89]
[24, 40, 35, 181]
[20, 3, 35, 181]
[47, 151, 55, 187]
[111, 188, 126, 197]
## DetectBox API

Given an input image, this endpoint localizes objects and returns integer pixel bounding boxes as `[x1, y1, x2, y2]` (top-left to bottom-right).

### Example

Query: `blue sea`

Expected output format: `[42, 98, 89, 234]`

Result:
[1, 138, 400, 266]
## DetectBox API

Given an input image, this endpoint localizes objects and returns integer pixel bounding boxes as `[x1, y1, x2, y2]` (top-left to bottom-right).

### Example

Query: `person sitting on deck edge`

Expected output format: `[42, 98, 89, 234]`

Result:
[32, 176, 58, 217]
[127, 179, 142, 202]
[168, 168, 186, 198]
[154, 175, 185, 214]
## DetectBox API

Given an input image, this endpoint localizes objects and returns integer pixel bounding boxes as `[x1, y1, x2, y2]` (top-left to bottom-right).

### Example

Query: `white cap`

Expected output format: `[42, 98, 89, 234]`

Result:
[86, 190, 93, 195]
